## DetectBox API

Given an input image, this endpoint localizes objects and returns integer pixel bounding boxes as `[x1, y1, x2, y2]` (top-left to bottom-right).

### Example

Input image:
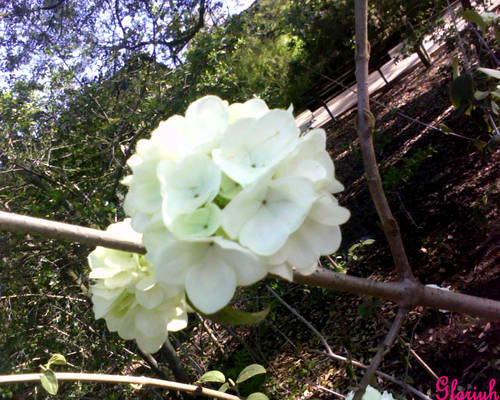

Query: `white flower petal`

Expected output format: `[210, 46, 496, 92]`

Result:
[223, 176, 316, 255]
[135, 307, 168, 338]
[267, 263, 294, 281]
[136, 333, 168, 354]
[212, 237, 268, 286]
[308, 194, 350, 226]
[159, 154, 221, 222]
[213, 109, 299, 185]
[185, 95, 228, 152]
[185, 254, 237, 314]
[169, 203, 222, 238]
[151, 115, 192, 158]
[219, 173, 242, 200]
[166, 301, 189, 332]
[228, 98, 269, 122]
[151, 235, 209, 286]
[135, 282, 165, 309]
[239, 206, 291, 255]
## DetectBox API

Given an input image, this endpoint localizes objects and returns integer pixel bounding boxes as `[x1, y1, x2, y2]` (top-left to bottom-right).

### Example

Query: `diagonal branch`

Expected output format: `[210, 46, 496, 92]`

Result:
[265, 285, 335, 357]
[1, 211, 499, 320]
[354, 0, 415, 283]
[352, 309, 407, 400]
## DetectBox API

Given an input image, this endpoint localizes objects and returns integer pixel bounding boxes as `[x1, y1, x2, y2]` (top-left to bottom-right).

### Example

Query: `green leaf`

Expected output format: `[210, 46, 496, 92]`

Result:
[492, 100, 500, 115]
[450, 74, 474, 109]
[236, 364, 266, 384]
[218, 382, 230, 393]
[47, 353, 67, 367]
[474, 90, 490, 101]
[480, 12, 498, 26]
[361, 238, 375, 245]
[40, 369, 58, 395]
[463, 9, 487, 31]
[439, 123, 452, 133]
[198, 370, 226, 384]
[247, 393, 269, 400]
[206, 304, 270, 326]
[478, 67, 500, 80]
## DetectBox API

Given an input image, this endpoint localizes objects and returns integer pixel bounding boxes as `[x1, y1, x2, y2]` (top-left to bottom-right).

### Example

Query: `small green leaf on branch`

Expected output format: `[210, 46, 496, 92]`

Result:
[199, 370, 226, 384]
[218, 382, 230, 393]
[236, 364, 266, 384]
[206, 304, 270, 326]
[40, 369, 58, 395]
[463, 9, 487, 31]
[247, 393, 269, 400]
[47, 353, 67, 368]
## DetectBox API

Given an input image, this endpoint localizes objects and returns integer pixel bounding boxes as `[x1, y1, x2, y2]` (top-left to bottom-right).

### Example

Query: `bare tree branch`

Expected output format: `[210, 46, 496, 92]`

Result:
[1, 211, 499, 320]
[0, 372, 242, 400]
[354, 0, 415, 283]
[352, 309, 407, 400]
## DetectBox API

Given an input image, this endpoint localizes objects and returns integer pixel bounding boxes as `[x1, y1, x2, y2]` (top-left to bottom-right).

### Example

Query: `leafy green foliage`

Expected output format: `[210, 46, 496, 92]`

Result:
[198, 363, 267, 398]
[382, 146, 437, 189]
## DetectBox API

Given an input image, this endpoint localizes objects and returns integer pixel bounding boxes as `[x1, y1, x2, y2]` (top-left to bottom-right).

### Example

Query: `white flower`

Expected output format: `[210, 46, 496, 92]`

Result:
[212, 109, 300, 186]
[157, 153, 221, 225]
[120, 95, 350, 315]
[275, 129, 344, 193]
[144, 223, 267, 314]
[265, 193, 350, 278]
[88, 220, 187, 353]
[183, 95, 229, 153]
[123, 96, 228, 232]
[346, 386, 396, 400]
[222, 174, 317, 256]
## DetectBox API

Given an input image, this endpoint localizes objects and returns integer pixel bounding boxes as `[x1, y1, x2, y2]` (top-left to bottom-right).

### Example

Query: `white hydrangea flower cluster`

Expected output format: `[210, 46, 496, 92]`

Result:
[88, 219, 188, 353]
[122, 95, 350, 315]
[345, 385, 396, 400]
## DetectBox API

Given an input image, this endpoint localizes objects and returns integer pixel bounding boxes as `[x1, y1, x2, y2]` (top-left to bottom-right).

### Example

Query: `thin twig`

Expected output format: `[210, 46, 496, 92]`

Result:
[317, 385, 346, 398]
[377, 312, 439, 381]
[352, 309, 407, 400]
[447, 0, 471, 71]
[470, 24, 500, 67]
[265, 285, 335, 357]
[0, 293, 87, 303]
[0, 372, 242, 400]
[312, 350, 431, 400]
